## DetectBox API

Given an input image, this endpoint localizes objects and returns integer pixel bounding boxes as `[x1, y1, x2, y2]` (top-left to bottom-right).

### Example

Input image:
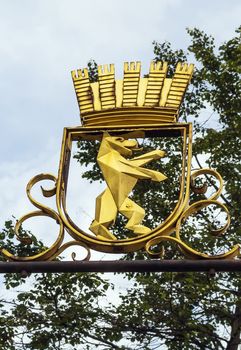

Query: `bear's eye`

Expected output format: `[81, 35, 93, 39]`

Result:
[115, 137, 124, 142]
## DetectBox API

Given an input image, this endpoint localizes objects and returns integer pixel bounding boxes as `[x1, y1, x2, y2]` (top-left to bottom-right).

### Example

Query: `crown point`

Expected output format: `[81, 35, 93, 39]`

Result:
[124, 61, 141, 72]
[74, 68, 89, 79]
[98, 65, 102, 75]
[77, 69, 83, 77]
[174, 63, 194, 79]
[175, 62, 182, 72]
[124, 62, 129, 71]
[71, 70, 77, 80]
[136, 61, 141, 71]
[149, 61, 168, 73]
[110, 63, 115, 73]
[162, 61, 168, 70]
[130, 62, 135, 70]
[71, 69, 90, 81]
[98, 64, 115, 76]
[104, 64, 109, 74]
[156, 61, 162, 70]
[83, 68, 89, 78]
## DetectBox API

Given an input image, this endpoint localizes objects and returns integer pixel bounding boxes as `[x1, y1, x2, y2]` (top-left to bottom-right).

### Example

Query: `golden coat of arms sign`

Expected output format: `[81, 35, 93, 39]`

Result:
[1, 61, 239, 262]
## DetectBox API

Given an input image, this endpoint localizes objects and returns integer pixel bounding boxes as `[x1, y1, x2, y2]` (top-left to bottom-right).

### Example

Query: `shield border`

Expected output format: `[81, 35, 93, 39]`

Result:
[56, 122, 192, 254]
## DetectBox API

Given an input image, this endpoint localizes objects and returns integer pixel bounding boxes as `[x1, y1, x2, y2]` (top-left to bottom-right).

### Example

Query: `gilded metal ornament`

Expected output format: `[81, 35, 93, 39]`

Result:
[90, 131, 167, 239]
[1, 61, 239, 261]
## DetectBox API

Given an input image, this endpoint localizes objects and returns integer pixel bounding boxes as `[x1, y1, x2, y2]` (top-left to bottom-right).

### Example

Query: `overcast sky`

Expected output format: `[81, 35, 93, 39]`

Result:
[0, 0, 240, 257]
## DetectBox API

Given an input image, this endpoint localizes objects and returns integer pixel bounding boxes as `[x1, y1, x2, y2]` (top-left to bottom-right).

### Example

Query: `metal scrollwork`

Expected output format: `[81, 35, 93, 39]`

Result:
[1, 174, 90, 262]
[145, 169, 239, 260]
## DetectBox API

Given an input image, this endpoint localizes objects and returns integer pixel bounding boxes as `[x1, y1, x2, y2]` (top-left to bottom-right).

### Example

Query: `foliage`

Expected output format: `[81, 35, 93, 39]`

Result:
[0, 27, 240, 349]
[0, 270, 116, 350]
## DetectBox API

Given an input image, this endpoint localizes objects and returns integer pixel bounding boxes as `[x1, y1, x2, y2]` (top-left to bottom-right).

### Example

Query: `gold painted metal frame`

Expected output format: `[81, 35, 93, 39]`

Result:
[58, 123, 191, 253]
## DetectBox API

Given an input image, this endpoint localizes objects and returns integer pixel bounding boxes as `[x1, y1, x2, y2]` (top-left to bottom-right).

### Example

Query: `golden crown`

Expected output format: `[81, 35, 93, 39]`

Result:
[71, 61, 194, 127]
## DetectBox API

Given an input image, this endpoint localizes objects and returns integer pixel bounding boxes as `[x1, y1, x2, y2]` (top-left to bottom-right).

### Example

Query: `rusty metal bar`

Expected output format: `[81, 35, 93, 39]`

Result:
[0, 260, 241, 274]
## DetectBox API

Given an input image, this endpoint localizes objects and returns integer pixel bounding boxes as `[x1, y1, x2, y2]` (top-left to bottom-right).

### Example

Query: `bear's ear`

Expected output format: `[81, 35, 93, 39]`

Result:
[107, 138, 133, 157]
[102, 131, 110, 138]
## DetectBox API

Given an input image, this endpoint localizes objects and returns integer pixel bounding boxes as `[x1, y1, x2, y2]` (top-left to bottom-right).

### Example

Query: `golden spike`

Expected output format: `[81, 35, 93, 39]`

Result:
[145, 61, 168, 106]
[165, 63, 194, 109]
[98, 64, 116, 109]
[123, 61, 141, 107]
[71, 68, 94, 115]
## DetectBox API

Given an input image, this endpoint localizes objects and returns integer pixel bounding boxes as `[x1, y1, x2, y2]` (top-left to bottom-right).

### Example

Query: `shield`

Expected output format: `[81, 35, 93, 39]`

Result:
[56, 122, 192, 254]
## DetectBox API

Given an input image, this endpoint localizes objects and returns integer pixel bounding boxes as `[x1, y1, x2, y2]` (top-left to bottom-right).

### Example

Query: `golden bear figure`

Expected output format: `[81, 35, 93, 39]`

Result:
[89, 132, 167, 239]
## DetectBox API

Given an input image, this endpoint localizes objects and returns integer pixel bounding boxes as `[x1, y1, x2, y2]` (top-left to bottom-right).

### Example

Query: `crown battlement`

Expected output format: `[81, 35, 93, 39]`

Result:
[71, 61, 194, 127]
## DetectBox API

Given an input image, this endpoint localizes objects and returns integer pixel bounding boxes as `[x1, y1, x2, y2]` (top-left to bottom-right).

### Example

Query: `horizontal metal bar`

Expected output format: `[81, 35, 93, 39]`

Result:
[0, 260, 241, 274]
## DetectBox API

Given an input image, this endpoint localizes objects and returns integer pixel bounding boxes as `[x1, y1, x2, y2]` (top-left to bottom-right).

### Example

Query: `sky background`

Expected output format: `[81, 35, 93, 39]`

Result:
[0, 0, 240, 259]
